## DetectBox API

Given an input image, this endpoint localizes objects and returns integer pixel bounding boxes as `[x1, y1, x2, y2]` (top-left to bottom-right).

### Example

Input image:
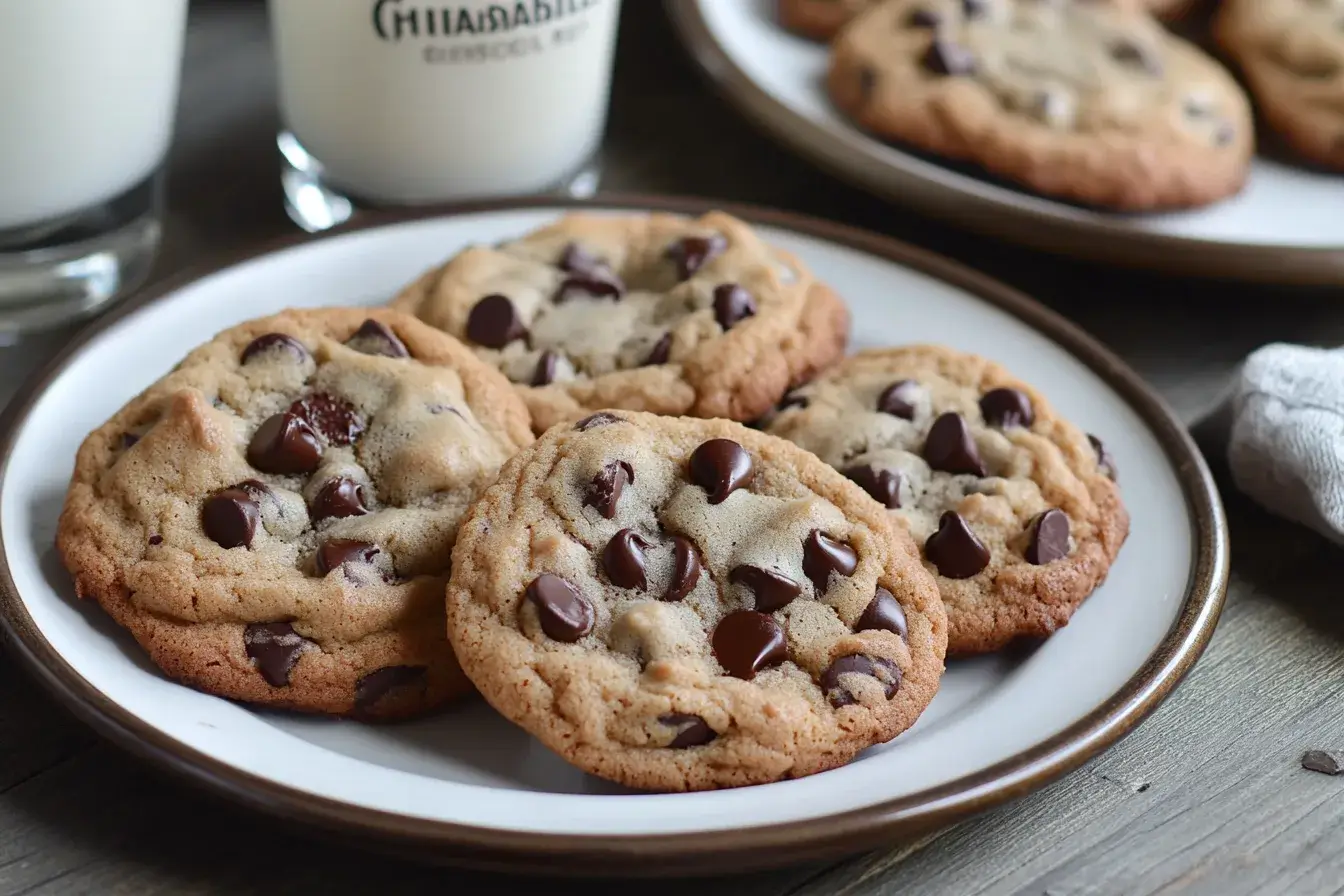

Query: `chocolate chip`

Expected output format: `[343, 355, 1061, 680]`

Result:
[345, 319, 409, 357]
[526, 574, 594, 642]
[923, 413, 986, 476]
[602, 529, 650, 591]
[466, 294, 527, 348]
[778, 392, 808, 411]
[1302, 750, 1344, 776]
[355, 666, 426, 712]
[289, 393, 364, 446]
[1109, 39, 1162, 75]
[574, 412, 622, 431]
[923, 39, 977, 76]
[315, 539, 380, 577]
[586, 460, 634, 519]
[877, 380, 918, 419]
[121, 432, 141, 449]
[531, 350, 559, 386]
[961, 0, 988, 18]
[241, 333, 310, 365]
[689, 439, 753, 504]
[980, 388, 1034, 428]
[712, 283, 756, 330]
[1026, 509, 1070, 564]
[311, 477, 369, 522]
[148, 534, 163, 546]
[661, 713, 717, 748]
[247, 412, 322, 475]
[243, 622, 309, 687]
[906, 7, 941, 27]
[857, 587, 907, 639]
[925, 511, 990, 579]
[821, 654, 901, 708]
[664, 535, 702, 601]
[555, 268, 624, 302]
[1089, 433, 1117, 481]
[558, 242, 605, 274]
[712, 610, 787, 680]
[803, 530, 857, 595]
[730, 565, 802, 612]
[667, 234, 727, 281]
[202, 486, 262, 549]
[645, 332, 672, 366]
[843, 464, 903, 509]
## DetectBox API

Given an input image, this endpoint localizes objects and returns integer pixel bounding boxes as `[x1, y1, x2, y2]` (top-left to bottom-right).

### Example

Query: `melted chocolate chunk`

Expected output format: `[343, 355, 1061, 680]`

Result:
[843, 464, 903, 509]
[574, 412, 622, 431]
[531, 350, 560, 386]
[925, 511, 990, 579]
[730, 565, 802, 612]
[877, 380, 918, 419]
[247, 412, 322, 475]
[712, 283, 756, 330]
[645, 332, 673, 366]
[526, 574, 594, 642]
[979, 388, 1034, 429]
[821, 654, 901, 708]
[241, 333, 310, 365]
[602, 529, 651, 591]
[661, 713, 717, 748]
[1088, 434, 1118, 481]
[315, 539, 380, 577]
[289, 393, 364, 446]
[355, 665, 427, 712]
[202, 485, 263, 549]
[586, 460, 634, 519]
[345, 319, 409, 358]
[802, 530, 858, 595]
[689, 439, 753, 504]
[243, 622, 310, 687]
[712, 610, 787, 680]
[466, 294, 527, 348]
[664, 535, 702, 601]
[923, 413, 986, 476]
[856, 587, 907, 639]
[667, 234, 727, 281]
[923, 39, 977, 76]
[1025, 509, 1070, 565]
[311, 477, 369, 522]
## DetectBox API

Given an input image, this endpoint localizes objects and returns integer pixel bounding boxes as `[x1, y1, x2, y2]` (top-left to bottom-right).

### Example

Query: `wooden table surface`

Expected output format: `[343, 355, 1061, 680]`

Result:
[4, 3, 1344, 894]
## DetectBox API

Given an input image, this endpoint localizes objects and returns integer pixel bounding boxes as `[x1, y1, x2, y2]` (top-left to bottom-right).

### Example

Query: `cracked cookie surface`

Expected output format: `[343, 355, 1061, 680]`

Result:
[1216, 0, 1344, 170]
[56, 308, 533, 719]
[446, 411, 946, 791]
[826, 0, 1253, 210]
[391, 211, 850, 434]
[764, 346, 1128, 656]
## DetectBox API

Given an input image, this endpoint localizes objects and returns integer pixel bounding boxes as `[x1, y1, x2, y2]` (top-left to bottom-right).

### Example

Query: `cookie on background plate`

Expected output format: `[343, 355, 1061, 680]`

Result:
[780, 0, 1200, 42]
[57, 308, 533, 719]
[447, 411, 947, 791]
[391, 211, 850, 434]
[1215, 0, 1344, 171]
[826, 0, 1254, 210]
[764, 346, 1128, 657]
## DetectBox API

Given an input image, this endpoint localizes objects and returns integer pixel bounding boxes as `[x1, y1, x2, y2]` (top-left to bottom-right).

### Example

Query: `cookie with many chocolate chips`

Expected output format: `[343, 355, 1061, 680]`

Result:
[1216, 0, 1344, 171]
[56, 308, 533, 719]
[391, 211, 851, 434]
[765, 346, 1128, 656]
[446, 411, 946, 791]
[826, 0, 1254, 210]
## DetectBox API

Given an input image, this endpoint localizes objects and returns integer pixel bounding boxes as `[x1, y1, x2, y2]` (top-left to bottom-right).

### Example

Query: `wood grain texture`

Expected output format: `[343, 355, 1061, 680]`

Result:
[5, 1, 1344, 894]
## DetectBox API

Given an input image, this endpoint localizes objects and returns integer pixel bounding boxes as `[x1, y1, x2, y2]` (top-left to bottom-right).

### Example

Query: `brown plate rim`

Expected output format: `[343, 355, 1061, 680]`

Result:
[664, 0, 1344, 286]
[0, 193, 1229, 877]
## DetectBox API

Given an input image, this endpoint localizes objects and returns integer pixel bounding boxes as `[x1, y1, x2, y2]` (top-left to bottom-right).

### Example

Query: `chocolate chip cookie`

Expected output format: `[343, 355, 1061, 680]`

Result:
[1216, 0, 1344, 171]
[764, 346, 1128, 656]
[446, 411, 946, 791]
[827, 0, 1254, 210]
[56, 308, 533, 719]
[391, 212, 850, 434]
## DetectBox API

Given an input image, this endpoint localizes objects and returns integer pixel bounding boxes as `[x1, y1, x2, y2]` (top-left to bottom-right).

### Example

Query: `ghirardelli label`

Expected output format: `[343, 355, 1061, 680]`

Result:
[372, 0, 602, 41]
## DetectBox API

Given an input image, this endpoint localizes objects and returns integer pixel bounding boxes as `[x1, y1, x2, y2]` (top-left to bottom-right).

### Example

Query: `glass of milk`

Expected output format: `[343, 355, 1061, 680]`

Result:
[0, 0, 188, 341]
[270, 0, 623, 232]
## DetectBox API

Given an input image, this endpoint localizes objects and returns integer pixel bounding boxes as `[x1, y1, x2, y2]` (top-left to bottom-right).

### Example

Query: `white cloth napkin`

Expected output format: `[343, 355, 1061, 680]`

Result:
[1227, 343, 1344, 544]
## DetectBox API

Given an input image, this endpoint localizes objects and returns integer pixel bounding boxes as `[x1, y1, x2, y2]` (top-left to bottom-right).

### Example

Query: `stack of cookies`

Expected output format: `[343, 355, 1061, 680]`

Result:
[780, 0, 1343, 210]
[57, 211, 1128, 792]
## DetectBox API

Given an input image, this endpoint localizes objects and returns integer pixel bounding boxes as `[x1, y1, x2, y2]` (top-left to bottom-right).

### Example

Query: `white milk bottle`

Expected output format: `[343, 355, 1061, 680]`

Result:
[269, 0, 623, 230]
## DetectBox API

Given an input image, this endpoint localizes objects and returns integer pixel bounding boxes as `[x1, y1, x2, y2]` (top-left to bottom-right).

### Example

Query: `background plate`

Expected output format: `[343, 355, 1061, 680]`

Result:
[667, 0, 1344, 284]
[0, 198, 1227, 875]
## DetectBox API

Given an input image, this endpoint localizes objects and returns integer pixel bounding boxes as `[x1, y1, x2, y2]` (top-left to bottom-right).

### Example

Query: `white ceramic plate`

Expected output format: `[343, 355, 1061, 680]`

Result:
[0, 199, 1227, 875]
[667, 0, 1344, 284]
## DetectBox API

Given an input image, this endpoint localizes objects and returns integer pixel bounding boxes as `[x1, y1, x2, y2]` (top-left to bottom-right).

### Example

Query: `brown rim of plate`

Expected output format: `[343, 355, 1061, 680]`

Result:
[0, 194, 1229, 877]
[663, 0, 1344, 286]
